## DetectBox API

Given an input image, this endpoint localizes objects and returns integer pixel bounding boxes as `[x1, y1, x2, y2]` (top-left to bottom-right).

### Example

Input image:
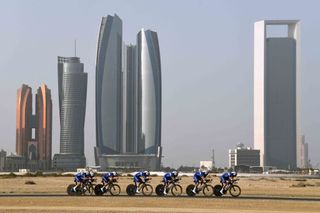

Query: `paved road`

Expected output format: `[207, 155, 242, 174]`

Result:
[0, 193, 319, 202]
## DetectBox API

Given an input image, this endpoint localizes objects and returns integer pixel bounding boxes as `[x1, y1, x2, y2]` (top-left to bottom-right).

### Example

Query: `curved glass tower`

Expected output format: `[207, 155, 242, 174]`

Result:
[95, 15, 162, 170]
[137, 29, 162, 155]
[53, 56, 87, 171]
[95, 14, 123, 156]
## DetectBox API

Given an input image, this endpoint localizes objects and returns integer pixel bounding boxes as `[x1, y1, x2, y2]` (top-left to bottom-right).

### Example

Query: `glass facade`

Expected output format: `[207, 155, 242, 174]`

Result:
[95, 15, 123, 155]
[58, 57, 87, 157]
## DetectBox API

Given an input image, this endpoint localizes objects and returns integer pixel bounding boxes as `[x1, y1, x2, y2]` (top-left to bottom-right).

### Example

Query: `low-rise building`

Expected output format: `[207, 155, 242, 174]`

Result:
[5, 153, 26, 172]
[229, 143, 260, 168]
[0, 149, 7, 171]
[200, 161, 213, 170]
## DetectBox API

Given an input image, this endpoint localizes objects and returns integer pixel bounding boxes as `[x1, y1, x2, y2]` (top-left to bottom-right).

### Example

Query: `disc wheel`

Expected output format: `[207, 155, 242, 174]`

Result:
[202, 185, 214, 197]
[155, 184, 165, 196]
[94, 184, 104, 196]
[142, 184, 153, 196]
[109, 184, 121, 196]
[213, 185, 223, 197]
[229, 185, 241, 197]
[67, 184, 77, 196]
[171, 184, 183, 197]
[186, 184, 196, 197]
[126, 184, 136, 196]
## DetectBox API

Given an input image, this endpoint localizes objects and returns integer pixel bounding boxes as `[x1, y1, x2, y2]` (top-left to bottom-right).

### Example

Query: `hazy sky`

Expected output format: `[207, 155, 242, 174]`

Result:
[0, 0, 319, 168]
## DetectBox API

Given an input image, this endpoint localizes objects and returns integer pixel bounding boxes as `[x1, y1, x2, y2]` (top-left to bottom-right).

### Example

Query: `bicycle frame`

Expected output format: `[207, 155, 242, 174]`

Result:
[137, 178, 151, 190]
[105, 179, 118, 191]
[224, 179, 239, 191]
[198, 179, 212, 191]
[167, 178, 180, 191]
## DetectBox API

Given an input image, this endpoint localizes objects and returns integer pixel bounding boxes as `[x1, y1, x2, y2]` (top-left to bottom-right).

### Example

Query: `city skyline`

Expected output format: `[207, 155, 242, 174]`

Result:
[0, 0, 320, 168]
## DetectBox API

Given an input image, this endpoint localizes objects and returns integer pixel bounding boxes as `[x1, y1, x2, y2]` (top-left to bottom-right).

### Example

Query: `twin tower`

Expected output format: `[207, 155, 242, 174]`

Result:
[94, 14, 162, 170]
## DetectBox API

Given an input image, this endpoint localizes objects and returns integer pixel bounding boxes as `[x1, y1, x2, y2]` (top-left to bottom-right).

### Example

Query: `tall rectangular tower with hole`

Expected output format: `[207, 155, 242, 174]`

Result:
[254, 20, 301, 169]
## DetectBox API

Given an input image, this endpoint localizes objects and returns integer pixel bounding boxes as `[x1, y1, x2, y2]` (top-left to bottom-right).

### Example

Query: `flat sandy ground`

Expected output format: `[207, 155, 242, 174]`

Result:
[0, 175, 320, 212]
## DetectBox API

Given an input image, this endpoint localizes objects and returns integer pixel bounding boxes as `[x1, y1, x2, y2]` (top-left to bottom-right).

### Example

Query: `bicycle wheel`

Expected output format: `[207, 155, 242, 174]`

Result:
[186, 184, 196, 197]
[142, 184, 153, 196]
[171, 184, 183, 197]
[155, 184, 165, 196]
[94, 184, 104, 196]
[67, 184, 76, 196]
[229, 185, 241, 197]
[202, 185, 214, 197]
[126, 184, 136, 196]
[109, 184, 121, 196]
[213, 185, 223, 197]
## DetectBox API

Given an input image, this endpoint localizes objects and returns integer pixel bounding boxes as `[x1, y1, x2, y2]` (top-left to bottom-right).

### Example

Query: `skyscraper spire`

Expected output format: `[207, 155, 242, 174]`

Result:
[74, 39, 77, 57]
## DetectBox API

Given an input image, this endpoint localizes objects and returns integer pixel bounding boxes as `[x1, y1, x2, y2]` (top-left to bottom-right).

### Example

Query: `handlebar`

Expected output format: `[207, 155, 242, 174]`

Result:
[145, 177, 152, 182]
[204, 178, 212, 183]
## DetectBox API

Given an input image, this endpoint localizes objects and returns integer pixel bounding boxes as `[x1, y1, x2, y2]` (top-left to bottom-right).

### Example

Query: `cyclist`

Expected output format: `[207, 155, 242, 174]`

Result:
[72, 171, 86, 192]
[85, 169, 96, 179]
[134, 171, 150, 193]
[163, 171, 179, 195]
[100, 171, 118, 192]
[220, 171, 237, 194]
[192, 170, 209, 194]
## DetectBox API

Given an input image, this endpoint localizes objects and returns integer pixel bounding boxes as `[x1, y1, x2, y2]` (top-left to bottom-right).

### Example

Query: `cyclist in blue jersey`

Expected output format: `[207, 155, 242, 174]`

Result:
[220, 171, 237, 194]
[100, 171, 118, 192]
[192, 170, 209, 194]
[134, 171, 150, 193]
[163, 171, 178, 195]
[72, 171, 86, 192]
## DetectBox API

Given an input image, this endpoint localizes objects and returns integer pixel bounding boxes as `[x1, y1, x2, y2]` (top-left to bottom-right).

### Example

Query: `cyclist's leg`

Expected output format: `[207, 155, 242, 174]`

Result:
[192, 181, 199, 193]
[73, 177, 81, 192]
[164, 179, 169, 194]
[136, 178, 142, 193]
[220, 177, 226, 194]
[73, 181, 79, 192]
[101, 180, 107, 192]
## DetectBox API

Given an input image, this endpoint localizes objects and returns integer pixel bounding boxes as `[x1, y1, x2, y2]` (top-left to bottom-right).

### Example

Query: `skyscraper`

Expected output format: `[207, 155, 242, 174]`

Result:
[53, 56, 87, 171]
[95, 14, 123, 160]
[137, 29, 162, 156]
[16, 85, 32, 158]
[16, 84, 52, 171]
[125, 44, 138, 154]
[254, 20, 300, 169]
[95, 15, 162, 170]
[36, 85, 53, 169]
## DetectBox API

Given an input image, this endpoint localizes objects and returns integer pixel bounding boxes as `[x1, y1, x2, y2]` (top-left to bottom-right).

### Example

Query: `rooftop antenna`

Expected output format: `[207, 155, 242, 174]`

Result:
[74, 39, 77, 57]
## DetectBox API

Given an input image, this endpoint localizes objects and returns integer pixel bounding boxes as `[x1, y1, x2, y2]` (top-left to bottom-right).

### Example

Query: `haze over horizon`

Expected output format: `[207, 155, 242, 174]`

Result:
[0, 0, 319, 168]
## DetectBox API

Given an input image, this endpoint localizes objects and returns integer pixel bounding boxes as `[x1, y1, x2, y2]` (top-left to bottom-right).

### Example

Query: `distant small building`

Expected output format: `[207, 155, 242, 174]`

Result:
[200, 161, 213, 170]
[229, 143, 260, 168]
[0, 149, 7, 172]
[5, 153, 25, 172]
[297, 135, 309, 168]
[98, 154, 160, 171]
